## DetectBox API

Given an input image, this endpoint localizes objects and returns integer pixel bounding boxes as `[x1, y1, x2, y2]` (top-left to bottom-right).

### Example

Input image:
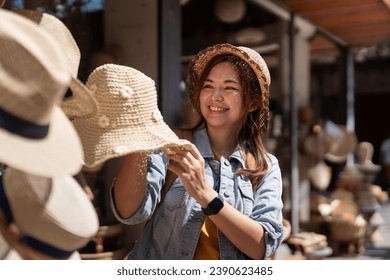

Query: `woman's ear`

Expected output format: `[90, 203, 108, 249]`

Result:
[248, 98, 261, 113]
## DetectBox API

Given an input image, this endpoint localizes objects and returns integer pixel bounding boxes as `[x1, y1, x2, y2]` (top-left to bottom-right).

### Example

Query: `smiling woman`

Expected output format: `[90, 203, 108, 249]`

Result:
[111, 43, 284, 260]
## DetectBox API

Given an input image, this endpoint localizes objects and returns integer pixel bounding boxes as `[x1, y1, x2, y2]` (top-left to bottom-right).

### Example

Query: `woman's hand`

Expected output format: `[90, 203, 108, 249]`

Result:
[165, 144, 266, 259]
[164, 144, 217, 207]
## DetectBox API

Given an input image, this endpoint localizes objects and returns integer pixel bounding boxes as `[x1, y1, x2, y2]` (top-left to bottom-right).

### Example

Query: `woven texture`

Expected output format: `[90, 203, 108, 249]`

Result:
[73, 64, 191, 168]
[3, 167, 99, 251]
[15, 9, 98, 119]
[0, 9, 83, 177]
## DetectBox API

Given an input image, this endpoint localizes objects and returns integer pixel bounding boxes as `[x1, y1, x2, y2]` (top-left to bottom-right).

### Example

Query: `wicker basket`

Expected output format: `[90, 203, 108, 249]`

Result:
[330, 218, 367, 242]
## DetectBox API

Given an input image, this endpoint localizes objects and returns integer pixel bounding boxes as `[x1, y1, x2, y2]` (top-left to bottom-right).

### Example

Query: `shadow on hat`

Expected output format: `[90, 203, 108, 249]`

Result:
[0, 167, 99, 260]
[14, 9, 98, 119]
[0, 9, 83, 177]
[72, 63, 192, 168]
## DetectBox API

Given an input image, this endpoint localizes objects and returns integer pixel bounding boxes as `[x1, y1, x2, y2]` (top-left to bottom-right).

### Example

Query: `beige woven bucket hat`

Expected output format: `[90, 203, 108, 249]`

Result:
[0, 167, 99, 259]
[72, 64, 192, 168]
[14, 9, 98, 119]
[188, 43, 271, 133]
[0, 9, 83, 177]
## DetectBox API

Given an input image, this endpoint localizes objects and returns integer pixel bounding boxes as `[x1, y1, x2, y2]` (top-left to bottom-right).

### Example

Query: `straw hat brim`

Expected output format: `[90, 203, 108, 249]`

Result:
[3, 167, 99, 251]
[61, 77, 99, 119]
[0, 106, 83, 177]
[74, 118, 192, 168]
[324, 125, 357, 163]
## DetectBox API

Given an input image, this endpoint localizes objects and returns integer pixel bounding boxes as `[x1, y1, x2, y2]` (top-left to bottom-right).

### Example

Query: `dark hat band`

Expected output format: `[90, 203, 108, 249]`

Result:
[0, 107, 48, 139]
[0, 178, 74, 259]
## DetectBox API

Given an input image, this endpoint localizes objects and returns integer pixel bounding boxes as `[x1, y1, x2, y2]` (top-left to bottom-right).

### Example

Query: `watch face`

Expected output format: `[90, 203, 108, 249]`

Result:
[202, 195, 224, 215]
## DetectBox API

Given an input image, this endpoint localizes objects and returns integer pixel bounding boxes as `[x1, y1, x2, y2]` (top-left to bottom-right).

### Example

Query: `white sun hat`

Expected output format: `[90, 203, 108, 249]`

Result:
[14, 9, 98, 119]
[0, 9, 83, 177]
[0, 167, 99, 259]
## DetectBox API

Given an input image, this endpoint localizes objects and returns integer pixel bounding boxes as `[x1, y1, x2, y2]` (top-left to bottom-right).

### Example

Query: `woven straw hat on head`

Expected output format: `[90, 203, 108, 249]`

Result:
[0, 9, 83, 177]
[14, 9, 98, 119]
[72, 64, 192, 168]
[0, 167, 99, 259]
[188, 43, 270, 133]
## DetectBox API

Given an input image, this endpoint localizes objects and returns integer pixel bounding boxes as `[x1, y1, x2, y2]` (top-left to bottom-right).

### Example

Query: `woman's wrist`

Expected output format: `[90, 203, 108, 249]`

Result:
[196, 189, 219, 209]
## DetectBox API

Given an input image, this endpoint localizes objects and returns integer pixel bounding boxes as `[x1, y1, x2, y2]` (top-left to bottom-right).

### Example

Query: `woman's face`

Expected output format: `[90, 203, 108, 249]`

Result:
[199, 61, 247, 131]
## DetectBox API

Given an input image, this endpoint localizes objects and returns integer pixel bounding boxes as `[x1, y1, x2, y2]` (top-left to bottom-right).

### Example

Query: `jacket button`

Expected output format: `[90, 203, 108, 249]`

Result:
[224, 191, 232, 197]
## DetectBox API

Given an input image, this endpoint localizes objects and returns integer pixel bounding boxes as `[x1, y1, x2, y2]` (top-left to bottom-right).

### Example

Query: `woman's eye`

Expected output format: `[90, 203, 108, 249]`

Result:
[225, 86, 238, 91]
[202, 84, 213, 89]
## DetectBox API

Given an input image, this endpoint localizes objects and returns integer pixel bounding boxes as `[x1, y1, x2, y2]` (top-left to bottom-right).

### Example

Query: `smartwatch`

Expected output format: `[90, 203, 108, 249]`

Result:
[201, 194, 224, 216]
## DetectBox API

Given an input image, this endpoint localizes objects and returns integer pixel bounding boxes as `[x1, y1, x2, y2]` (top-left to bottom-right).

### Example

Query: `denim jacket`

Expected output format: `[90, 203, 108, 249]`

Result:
[110, 127, 284, 260]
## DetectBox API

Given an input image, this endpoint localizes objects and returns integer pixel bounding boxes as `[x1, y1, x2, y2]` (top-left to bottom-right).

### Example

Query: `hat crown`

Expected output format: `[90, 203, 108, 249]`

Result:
[0, 10, 70, 125]
[14, 9, 81, 77]
[237, 45, 270, 87]
[86, 63, 160, 125]
[73, 63, 191, 168]
[14, 9, 98, 119]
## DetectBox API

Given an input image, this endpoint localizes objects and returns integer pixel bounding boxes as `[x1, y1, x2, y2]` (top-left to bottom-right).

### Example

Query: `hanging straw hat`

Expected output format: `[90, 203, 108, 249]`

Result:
[307, 161, 332, 191]
[14, 9, 98, 119]
[214, 0, 246, 24]
[0, 9, 83, 177]
[188, 43, 271, 133]
[72, 63, 192, 168]
[323, 121, 357, 163]
[0, 167, 99, 259]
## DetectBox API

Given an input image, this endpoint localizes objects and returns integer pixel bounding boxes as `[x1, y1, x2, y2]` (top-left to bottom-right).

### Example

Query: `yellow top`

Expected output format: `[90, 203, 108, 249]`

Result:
[193, 217, 220, 259]
[193, 146, 221, 260]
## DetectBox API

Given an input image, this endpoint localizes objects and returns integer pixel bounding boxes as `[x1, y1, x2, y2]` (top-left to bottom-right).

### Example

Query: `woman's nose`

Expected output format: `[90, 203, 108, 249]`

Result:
[211, 88, 223, 101]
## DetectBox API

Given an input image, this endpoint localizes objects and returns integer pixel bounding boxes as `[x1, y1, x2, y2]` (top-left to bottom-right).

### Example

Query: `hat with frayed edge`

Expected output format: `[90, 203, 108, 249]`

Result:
[14, 9, 98, 119]
[0, 9, 83, 177]
[0, 167, 99, 259]
[72, 63, 192, 168]
[188, 43, 270, 133]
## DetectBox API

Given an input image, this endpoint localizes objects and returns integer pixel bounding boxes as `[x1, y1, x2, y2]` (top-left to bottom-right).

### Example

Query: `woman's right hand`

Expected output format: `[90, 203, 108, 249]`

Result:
[165, 144, 217, 208]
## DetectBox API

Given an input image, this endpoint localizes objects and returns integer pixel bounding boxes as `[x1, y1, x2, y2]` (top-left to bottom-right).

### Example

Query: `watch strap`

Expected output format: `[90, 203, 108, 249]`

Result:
[201, 194, 224, 216]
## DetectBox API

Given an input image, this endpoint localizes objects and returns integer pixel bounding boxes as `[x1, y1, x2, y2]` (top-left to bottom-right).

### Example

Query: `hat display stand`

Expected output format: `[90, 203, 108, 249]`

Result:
[327, 198, 367, 256]
[326, 140, 387, 255]
[355, 141, 383, 244]
[305, 125, 332, 192]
